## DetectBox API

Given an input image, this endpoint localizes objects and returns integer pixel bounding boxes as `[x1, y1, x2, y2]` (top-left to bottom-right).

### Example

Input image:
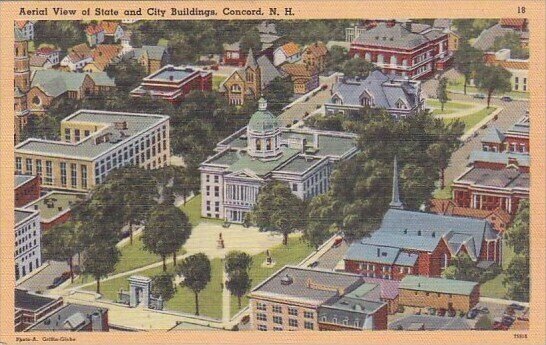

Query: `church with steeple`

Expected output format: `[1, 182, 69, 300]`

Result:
[199, 97, 359, 223]
[343, 157, 502, 280]
[14, 26, 31, 144]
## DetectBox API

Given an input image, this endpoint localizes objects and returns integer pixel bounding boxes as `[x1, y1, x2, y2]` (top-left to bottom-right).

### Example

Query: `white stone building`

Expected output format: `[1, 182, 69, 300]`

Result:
[15, 208, 41, 281]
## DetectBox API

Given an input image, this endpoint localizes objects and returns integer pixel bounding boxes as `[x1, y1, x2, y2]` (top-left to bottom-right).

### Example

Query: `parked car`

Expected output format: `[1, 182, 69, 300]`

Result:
[473, 93, 486, 99]
[447, 309, 457, 317]
[437, 308, 447, 317]
[476, 306, 490, 314]
[510, 303, 525, 311]
[48, 275, 69, 289]
[414, 308, 422, 315]
[308, 261, 319, 268]
[502, 315, 516, 327]
[321, 84, 328, 90]
[332, 237, 343, 248]
[466, 309, 479, 319]
[428, 307, 437, 316]
[222, 222, 231, 228]
[501, 96, 513, 102]
[240, 315, 250, 324]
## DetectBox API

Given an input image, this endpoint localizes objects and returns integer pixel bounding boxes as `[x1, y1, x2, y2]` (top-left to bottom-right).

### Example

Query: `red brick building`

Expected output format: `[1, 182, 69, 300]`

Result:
[130, 65, 212, 104]
[14, 175, 41, 207]
[482, 116, 529, 154]
[349, 22, 452, 79]
[15, 289, 63, 331]
[24, 191, 86, 232]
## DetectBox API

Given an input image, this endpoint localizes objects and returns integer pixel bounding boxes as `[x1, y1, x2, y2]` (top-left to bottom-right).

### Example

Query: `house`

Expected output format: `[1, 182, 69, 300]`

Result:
[499, 18, 528, 32]
[30, 56, 55, 71]
[14, 208, 42, 281]
[14, 21, 34, 40]
[199, 98, 358, 223]
[14, 174, 41, 208]
[28, 70, 115, 114]
[349, 22, 452, 79]
[325, 70, 425, 119]
[281, 63, 319, 95]
[432, 19, 461, 52]
[484, 49, 529, 92]
[30, 47, 61, 70]
[25, 191, 87, 232]
[61, 44, 94, 71]
[15, 110, 171, 191]
[26, 303, 109, 332]
[222, 23, 282, 66]
[132, 45, 169, 74]
[428, 199, 512, 233]
[398, 276, 480, 313]
[248, 266, 388, 331]
[473, 20, 528, 51]
[100, 21, 124, 43]
[120, 30, 133, 54]
[85, 24, 105, 47]
[130, 65, 212, 103]
[219, 50, 282, 106]
[83, 44, 123, 72]
[222, 41, 246, 67]
[302, 42, 329, 73]
[15, 289, 63, 331]
[344, 158, 502, 279]
[273, 42, 302, 66]
[481, 115, 529, 153]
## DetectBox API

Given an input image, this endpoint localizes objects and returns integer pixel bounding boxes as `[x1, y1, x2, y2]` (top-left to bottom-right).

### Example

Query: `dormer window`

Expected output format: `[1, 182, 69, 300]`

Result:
[395, 99, 407, 109]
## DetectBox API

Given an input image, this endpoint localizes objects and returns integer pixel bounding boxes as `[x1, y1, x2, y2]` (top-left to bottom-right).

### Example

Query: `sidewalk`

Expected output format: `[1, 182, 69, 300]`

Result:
[460, 107, 503, 141]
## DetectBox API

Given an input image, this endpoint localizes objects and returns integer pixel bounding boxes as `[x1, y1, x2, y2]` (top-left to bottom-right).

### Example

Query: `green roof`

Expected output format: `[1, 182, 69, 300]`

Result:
[248, 110, 280, 132]
[400, 276, 478, 296]
[344, 282, 379, 299]
[15, 209, 38, 226]
[275, 156, 323, 174]
[25, 191, 86, 221]
[31, 70, 115, 97]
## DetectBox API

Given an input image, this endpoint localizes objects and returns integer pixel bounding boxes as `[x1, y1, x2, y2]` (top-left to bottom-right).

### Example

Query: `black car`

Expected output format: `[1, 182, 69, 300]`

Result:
[47, 275, 68, 289]
[308, 261, 319, 268]
[466, 309, 479, 319]
[509, 303, 525, 311]
[501, 96, 513, 102]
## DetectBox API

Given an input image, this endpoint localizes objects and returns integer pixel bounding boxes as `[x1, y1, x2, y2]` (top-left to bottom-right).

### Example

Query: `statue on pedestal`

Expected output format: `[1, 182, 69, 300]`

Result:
[217, 232, 225, 249]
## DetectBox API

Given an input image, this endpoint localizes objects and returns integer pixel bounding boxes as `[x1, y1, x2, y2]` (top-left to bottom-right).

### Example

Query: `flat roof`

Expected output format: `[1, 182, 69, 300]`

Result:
[15, 289, 60, 311]
[15, 174, 36, 188]
[15, 208, 39, 226]
[25, 191, 86, 221]
[28, 303, 107, 331]
[275, 156, 324, 174]
[15, 110, 169, 160]
[400, 275, 478, 295]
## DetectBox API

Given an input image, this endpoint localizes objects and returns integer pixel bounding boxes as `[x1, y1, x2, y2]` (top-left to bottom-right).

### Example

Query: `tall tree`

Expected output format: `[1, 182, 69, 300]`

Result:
[304, 194, 341, 248]
[262, 77, 294, 115]
[105, 60, 147, 93]
[226, 270, 252, 308]
[504, 200, 529, 256]
[427, 142, 451, 190]
[41, 222, 79, 282]
[474, 65, 512, 108]
[436, 77, 449, 111]
[250, 181, 307, 245]
[341, 57, 377, 78]
[83, 242, 120, 294]
[224, 251, 253, 273]
[239, 27, 262, 54]
[326, 45, 348, 72]
[176, 253, 212, 315]
[453, 40, 483, 95]
[151, 272, 176, 301]
[442, 252, 480, 282]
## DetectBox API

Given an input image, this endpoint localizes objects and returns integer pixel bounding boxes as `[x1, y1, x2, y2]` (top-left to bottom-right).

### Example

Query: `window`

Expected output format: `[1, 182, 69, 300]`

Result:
[342, 319, 349, 326]
[289, 319, 298, 328]
[273, 326, 283, 331]
[206, 186, 210, 196]
[257, 324, 267, 331]
[273, 316, 283, 324]
[74, 129, 81, 142]
[81, 165, 87, 189]
[84, 130, 90, 137]
[214, 186, 219, 197]
[65, 128, 71, 141]
[60, 162, 67, 187]
[288, 307, 298, 316]
[292, 183, 298, 192]
[354, 320, 360, 328]
[36, 160, 42, 176]
[304, 311, 314, 319]
[45, 161, 53, 184]
[304, 321, 314, 330]
[273, 305, 282, 313]
[26, 159, 33, 174]
[256, 313, 267, 321]
[71, 164, 77, 188]
[214, 175, 219, 183]
[206, 175, 210, 183]
[15, 157, 22, 174]
[257, 302, 267, 311]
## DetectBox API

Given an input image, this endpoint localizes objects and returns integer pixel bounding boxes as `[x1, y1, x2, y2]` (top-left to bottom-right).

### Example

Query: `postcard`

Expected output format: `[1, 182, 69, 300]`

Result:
[0, 1, 544, 344]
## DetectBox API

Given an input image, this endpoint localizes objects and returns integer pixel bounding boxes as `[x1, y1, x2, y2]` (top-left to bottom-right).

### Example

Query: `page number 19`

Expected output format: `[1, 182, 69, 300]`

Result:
[518, 6, 526, 13]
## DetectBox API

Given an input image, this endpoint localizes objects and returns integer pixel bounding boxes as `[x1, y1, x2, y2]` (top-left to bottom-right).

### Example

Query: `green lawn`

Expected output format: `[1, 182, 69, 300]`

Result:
[480, 243, 516, 299]
[157, 38, 169, 47]
[229, 236, 314, 316]
[447, 76, 529, 100]
[433, 182, 453, 200]
[180, 195, 224, 226]
[212, 75, 226, 91]
[428, 99, 474, 116]
[444, 106, 497, 133]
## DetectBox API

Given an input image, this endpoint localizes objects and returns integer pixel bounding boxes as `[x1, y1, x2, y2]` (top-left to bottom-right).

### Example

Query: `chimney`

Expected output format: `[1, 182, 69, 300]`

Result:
[377, 247, 381, 257]
[169, 75, 174, 81]
[114, 121, 127, 130]
[91, 311, 103, 331]
[313, 133, 319, 149]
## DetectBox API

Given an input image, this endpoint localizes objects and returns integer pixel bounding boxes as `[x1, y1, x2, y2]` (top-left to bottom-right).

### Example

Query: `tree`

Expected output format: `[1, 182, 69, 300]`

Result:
[341, 57, 377, 78]
[239, 27, 261, 55]
[303, 194, 340, 248]
[492, 32, 529, 59]
[436, 77, 449, 111]
[250, 181, 307, 245]
[475, 315, 493, 330]
[226, 269, 252, 308]
[503, 255, 529, 302]
[224, 251, 253, 273]
[105, 60, 147, 93]
[326, 45, 348, 72]
[442, 252, 480, 282]
[427, 142, 451, 190]
[168, 33, 195, 65]
[474, 65, 512, 108]
[142, 205, 192, 270]
[83, 242, 120, 294]
[151, 272, 176, 301]
[504, 200, 529, 256]
[453, 41, 483, 95]
[176, 253, 211, 315]
[41, 222, 79, 282]
[262, 77, 294, 114]
[21, 114, 60, 141]
[33, 21, 86, 51]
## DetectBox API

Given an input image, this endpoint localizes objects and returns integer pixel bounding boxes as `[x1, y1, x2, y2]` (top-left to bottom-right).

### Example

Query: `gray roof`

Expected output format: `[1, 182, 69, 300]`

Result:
[319, 297, 385, 327]
[15, 208, 38, 226]
[15, 289, 59, 311]
[257, 21, 277, 35]
[389, 315, 472, 331]
[433, 19, 452, 30]
[257, 55, 282, 88]
[354, 22, 441, 49]
[223, 41, 240, 51]
[28, 303, 107, 331]
[16, 110, 168, 160]
[457, 166, 529, 191]
[15, 174, 35, 188]
[482, 128, 505, 143]
[141, 45, 167, 60]
[400, 276, 478, 295]
[31, 70, 115, 97]
[331, 70, 421, 110]
[506, 116, 529, 137]
[250, 266, 364, 306]
[473, 24, 519, 51]
[469, 151, 530, 167]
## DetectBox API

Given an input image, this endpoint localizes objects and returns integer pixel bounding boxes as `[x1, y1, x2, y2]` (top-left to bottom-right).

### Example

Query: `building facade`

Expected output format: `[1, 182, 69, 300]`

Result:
[14, 21, 34, 40]
[325, 70, 425, 119]
[349, 22, 452, 79]
[15, 110, 170, 192]
[15, 289, 64, 331]
[302, 42, 329, 73]
[484, 49, 529, 92]
[14, 208, 41, 281]
[199, 98, 358, 223]
[273, 42, 302, 66]
[281, 63, 320, 95]
[15, 174, 41, 208]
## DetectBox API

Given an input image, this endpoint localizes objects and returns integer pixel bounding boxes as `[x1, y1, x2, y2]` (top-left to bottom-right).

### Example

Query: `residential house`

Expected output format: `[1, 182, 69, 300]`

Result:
[484, 49, 529, 92]
[249, 266, 388, 331]
[473, 19, 528, 51]
[325, 70, 425, 119]
[27, 70, 115, 114]
[15, 289, 63, 331]
[302, 42, 329, 73]
[100, 21, 124, 43]
[281, 63, 319, 95]
[25, 191, 86, 232]
[14, 174, 41, 208]
[83, 44, 123, 72]
[398, 276, 480, 313]
[199, 98, 358, 223]
[349, 22, 452, 79]
[14, 21, 34, 40]
[273, 42, 302, 66]
[85, 24, 105, 47]
[61, 43, 94, 71]
[222, 22, 282, 66]
[14, 208, 42, 281]
[219, 50, 282, 106]
[30, 47, 61, 71]
[26, 303, 109, 332]
[130, 65, 212, 104]
[132, 45, 169, 74]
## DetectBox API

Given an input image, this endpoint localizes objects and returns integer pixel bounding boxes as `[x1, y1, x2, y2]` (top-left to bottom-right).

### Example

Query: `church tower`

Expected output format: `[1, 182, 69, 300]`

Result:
[389, 156, 404, 209]
[244, 48, 261, 98]
[14, 27, 30, 144]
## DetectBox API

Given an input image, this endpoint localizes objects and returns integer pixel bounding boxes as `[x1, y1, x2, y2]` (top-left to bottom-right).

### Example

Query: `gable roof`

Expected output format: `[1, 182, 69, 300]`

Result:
[30, 55, 50, 67]
[90, 44, 122, 70]
[141, 45, 167, 60]
[400, 275, 478, 295]
[473, 24, 524, 51]
[100, 21, 121, 35]
[499, 18, 527, 28]
[281, 63, 316, 77]
[482, 127, 505, 144]
[305, 42, 328, 58]
[31, 70, 115, 97]
[278, 42, 301, 57]
[354, 22, 440, 49]
[428, 199, 512, 225]
[85, 24, 104, 36]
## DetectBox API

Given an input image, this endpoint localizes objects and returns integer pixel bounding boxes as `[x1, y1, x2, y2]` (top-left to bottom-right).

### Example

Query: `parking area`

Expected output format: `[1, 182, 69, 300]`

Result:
[17, 260, 70, 293]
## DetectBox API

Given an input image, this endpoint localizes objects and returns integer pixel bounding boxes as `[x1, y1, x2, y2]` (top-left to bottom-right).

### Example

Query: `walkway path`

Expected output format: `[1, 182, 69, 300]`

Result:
[222, 268, 230, 323]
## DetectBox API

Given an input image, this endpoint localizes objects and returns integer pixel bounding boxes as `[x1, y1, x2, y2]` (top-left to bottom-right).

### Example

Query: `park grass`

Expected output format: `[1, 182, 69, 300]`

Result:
[157, 38, 169, 47]
[433, 183, 453, 200]
[428, 99, 474, 113]
[229, 236, 314, 316]
[212, 75, 225, 91]
[444, 106, 497, 134]
[447, 76, 529, 100]
[480, 243, 516, 299]
[180, 195, 224, 226]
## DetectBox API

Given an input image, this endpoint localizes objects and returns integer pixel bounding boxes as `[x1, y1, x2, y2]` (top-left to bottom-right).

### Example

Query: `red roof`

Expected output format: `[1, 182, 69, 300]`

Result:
[14, 21, 29, 29]
[100, 21, 120, 35]
[499, 18, 527, 28]
[305, 42, 328, 58]
[85, 24, 104, 36]
[281, 63, 317, 77]
[428, 199, 512, 225]
[484, 53, 528, 70]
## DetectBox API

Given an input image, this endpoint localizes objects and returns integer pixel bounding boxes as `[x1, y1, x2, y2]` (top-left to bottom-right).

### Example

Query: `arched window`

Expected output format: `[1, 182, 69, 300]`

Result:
[377, 54, 384, 64]
[364, 52, 371, 61]
[32, 96, 41, 105]
[266, 138, 272, 150]
[256, 138, 261, 151]
[441, 253, 449, 269]
[390, 55, 397, 65]
[230, 84, 241, 93]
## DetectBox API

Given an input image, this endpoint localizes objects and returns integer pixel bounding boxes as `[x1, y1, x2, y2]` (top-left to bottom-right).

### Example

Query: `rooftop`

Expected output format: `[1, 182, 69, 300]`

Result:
[15, 110, 169, 160]
[28, 303, 107, 331]
[15, 289, 60, 312]
[353, 22, 444, 49]
[31, 70, 115, 98]
[400, 275, 478, 295]
[389, 315, 472, 331]
[145, 65, 199, 82]
[456, 166, 529, 190]
[14, 174, 36, 189]
[470, 151, 530, 167]
[25, 191, 86, 221]
[15, 208, 39, 226]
